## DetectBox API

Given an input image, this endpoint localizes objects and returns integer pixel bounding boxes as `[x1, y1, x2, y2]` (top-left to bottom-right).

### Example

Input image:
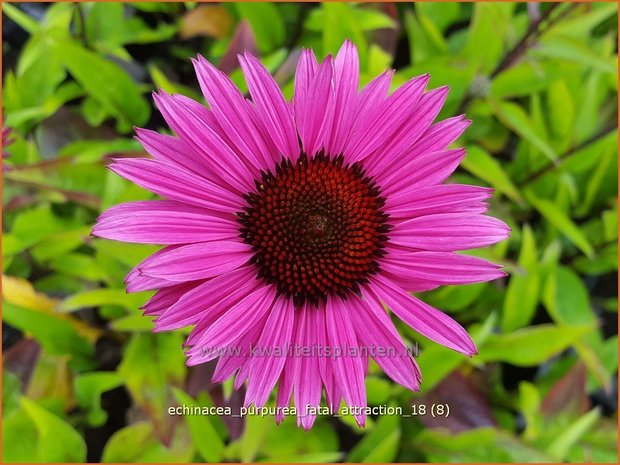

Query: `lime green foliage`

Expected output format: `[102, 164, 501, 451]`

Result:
[2, 2, 618, 463]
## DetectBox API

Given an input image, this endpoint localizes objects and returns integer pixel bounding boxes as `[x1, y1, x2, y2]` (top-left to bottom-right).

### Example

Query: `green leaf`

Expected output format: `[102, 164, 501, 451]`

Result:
[502, 224, 540, 331]
[574, 66, 608, 142]
[479, 324, 593, 366]
[85, 2, 126, 47]
[548, 3, 617, 38]
[464, 3, 514, 72]
[58, 138, 142, 164]
[541, 265, 610, 386]
[404, 10, 446, 65]
[366, 44, 393, 76]
[415, 427, 553, 462]
[490, 61, 564, 99]
[545, 408, 601, 461]
[305, 4, 394, 33]
[2, 302, 95, 369]
[491, 100, 557, 161]
[353, 8, 396, 31]
[11, 206, 80, 246]
[91, 240, 158, 268]
[547, 79, 576, 146]
[525, 191, 594, 258]
[258, 452, 343, 463]
[148, 64, 202, 102]
[20, 398, 87, 462]
[416, 2, 460, 33]
[518, 382, 541, 441]
[602, 209, 618, 241]
[573, 243, 618, 276]
[60, 288, 146, 312]
[42, 3, 74, 32]
[31, 226, 92, 262]
[366, 376, 392, 405]
[534, 36, 617, 75]
[239, 415, 272, 462]
[118, 333, 186, 442]
[542, 266, 595, 327]
[315, 3, 367, 66]
[9, 34, 67, 114]
[577, 144, 615, 216]
[348, 412, 400, 462]
[101, 421, 194, 462]
[425, 282, 487, 312]
[260, 414, 340, 459]
[172, 388, 225, 462]
[2, 3, 39, 34]
[49, 253, 107, 282]
[74, 372, 124, 427]
[235, 3, 285, 53]
[110, 313, 156, 331]
[49, 37, 150, 131]
[417, 312, 497, 390]
[2, 406, 40, 462]
[461, 145, 522, 202]
[3, 371, 21, 417]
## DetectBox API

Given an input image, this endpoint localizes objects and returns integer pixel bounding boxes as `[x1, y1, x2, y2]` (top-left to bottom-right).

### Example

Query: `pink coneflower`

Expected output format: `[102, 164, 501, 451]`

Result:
[93, 40, 509, 429]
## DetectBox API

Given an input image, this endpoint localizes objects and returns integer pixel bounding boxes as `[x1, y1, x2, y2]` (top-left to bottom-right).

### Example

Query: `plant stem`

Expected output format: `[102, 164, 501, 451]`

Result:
[456, 3, 575, 115]
[520, 124, 617, 185]
[73, 3, 89, 48]
[489, 3, 560, 79]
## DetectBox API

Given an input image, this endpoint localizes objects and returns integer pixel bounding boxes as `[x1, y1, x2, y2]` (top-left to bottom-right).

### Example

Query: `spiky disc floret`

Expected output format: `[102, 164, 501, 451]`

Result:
[238, 153, 390, 306]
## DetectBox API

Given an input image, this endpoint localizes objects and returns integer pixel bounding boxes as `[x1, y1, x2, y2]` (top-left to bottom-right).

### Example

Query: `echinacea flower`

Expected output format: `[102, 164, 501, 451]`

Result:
[92, 40, 509, 429]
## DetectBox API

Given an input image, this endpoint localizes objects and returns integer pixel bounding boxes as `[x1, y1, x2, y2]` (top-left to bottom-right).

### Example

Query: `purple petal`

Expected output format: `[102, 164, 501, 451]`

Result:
[293, 49, 318, 103]
[375, 115, 471, 187]
[109, 158, 242, 213]
[345, 74, 429, 163]
[135, 128, 214, 180]
[380, 273, 441, 293]
[385, 184, 493, 219]
[275, 355, 295, 424]
[390, 213, 511, 252]
[350, 293, 421, 391]
[155, 265, 258, 331]
[245, 296, 295, 408]
[340, 70, 392, 165]
[124, 246, 185, 292]
[294, 55, 333, 156]
[142, 281, 203, 316]
[324, 40, 360, 155]
[311, 305, 335, 408]
[185, 276, 264, 348]
[93, 200, 238, 244]
[238, 53, 299, 158]
[325, 297, 367, 427]
[193, 55, 277, 171]
[365, 275, 477, 356]
[212, 321, 265, 383]
[186, 285, 276, 365]
[381, 250, 506, 287]
[293, 304, 323, 430]
[380, 148, 466, 197]
[153, 91, 256, 192]
[364, 86, 449, 174]
[138, 241, 251, 281]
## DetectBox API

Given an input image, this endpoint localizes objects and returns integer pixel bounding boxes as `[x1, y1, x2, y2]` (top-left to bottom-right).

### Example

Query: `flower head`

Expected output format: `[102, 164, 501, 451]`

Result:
[92, 40, 509, 429]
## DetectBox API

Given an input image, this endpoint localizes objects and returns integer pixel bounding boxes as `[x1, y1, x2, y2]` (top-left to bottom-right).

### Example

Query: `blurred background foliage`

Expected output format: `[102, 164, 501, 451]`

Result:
[1, 1, 618, 463]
